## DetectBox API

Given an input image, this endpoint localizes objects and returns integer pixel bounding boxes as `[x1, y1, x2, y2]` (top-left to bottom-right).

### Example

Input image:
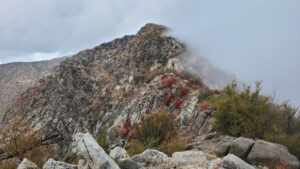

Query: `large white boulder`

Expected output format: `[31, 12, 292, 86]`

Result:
[17, 158, 38, 169]
[222, 154, 255, 169]
[74, 132, 120, 169]
[171, 150, 208, 167]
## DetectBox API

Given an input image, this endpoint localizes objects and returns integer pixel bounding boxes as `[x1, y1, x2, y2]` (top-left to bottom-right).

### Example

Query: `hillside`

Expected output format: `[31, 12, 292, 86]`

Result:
[0, 57, 66, 120]
[0, 23, 299, 169]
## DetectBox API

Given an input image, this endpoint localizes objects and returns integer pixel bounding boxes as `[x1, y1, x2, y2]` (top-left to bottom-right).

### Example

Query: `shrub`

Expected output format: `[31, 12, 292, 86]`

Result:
[128, 110, 186, 156]
[127, 139, 148, 157]
[1, 122, 55, 168]
[96, 130, 109, 153]
[164, 93, 174, 105]
[164, 77, 176, 88]
[135, 110, 176, 146]
[123, 119, 131, 129]
[198, 101, 211, 110]
[209, 81, 274, 138]
[174, 72, 185, 79]
[179, 87, 189, 96]
[173, 99, 183, 108]
[209, 81, 300, 159]
[159, 138, 188, 156]
[119, 129, 129, 139]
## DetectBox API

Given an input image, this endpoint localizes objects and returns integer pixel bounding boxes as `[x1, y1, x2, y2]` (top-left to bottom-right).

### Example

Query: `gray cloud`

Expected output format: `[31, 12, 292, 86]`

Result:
[0, 0, 300, 106]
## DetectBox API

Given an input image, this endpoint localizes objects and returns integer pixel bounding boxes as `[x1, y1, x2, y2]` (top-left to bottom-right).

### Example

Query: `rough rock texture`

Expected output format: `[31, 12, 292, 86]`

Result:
[229, 137, 255, 159]
[131, 149, 169, 168]
[17, 158, 39, 169]
[247, 140, 300, 169]
[74, 133, 120, 169]
[214, 136, 236, 157]
[109, 147, 130, 161]
[0, 57, 65, 121]
[118, 158, 142, 169]
[2, 23, 185, 156]
[221, 154, 255, 169]
[171, 151, 208, 167]
[43, 158, 78, 169]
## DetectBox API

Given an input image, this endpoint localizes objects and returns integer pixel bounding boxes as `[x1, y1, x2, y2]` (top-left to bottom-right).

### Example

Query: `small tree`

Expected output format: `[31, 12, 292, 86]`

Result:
[0, 121, 55, 167]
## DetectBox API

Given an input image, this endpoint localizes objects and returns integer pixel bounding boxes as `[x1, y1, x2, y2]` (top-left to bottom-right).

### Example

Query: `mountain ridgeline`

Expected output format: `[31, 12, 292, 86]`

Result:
[0, 57, 66, 120]
[1, 23, 299, 169]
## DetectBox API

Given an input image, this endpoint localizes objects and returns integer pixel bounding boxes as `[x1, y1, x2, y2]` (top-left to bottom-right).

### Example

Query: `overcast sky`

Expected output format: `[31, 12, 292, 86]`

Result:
[0, 0, 299, 106]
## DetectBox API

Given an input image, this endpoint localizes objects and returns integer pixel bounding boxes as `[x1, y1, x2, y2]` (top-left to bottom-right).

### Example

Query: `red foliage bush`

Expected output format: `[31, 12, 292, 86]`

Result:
[174, 72, 185, 79]
[173, 99, 183, 108]
[160, 74, 168, 81]
[123, 119, 131, 129]
[164, 77, 176, 88]
[187, 79, 196, 85]
[164, 93, 174, 105]
[119, 128, 129, 139]
[198, 101, 211, 110]
[179, 87, 189, 96]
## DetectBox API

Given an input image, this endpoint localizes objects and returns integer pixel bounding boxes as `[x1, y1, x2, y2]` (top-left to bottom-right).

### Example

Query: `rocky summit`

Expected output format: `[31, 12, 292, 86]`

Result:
[0, 23, 299, 169]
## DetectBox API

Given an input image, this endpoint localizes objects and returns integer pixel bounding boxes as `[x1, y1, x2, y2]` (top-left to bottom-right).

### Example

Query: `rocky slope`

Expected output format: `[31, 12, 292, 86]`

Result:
[1, 23, 299, 169]
[0, 57, 66, 120]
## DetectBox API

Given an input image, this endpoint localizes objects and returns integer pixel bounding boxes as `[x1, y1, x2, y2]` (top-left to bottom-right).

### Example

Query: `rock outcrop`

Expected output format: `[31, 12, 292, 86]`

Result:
[221, 154, 255, 169]
[17, 158, 39, 169]
[43, 158, 78, 169]
[74, 133, 120, 169]
[247, 140, 300, 169]
[109, 147, 130, 161]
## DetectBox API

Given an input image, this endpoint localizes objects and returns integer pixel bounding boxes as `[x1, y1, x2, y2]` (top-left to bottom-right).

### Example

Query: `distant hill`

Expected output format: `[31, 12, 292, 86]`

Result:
[0, 57, 66, 120]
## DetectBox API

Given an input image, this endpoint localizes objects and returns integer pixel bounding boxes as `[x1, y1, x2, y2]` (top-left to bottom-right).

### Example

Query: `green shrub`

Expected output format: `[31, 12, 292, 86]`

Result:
[135, 110, 176, 146]
[209, 81, 273, 138]
[96, 130, 109, 153]
[1, 122, 55, 168]
[127, 139, 148, 156]
[128, 110, 187, 156]
[209, 81, 300, 159]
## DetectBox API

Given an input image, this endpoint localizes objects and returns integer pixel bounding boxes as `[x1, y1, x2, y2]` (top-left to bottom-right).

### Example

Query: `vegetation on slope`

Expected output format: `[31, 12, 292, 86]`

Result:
[127, 110, 187, 156]
[208, 81, 300, 159]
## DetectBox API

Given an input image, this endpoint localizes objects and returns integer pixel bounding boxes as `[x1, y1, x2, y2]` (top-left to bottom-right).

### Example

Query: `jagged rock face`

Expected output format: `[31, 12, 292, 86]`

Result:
[0, 57, 65, 121]
[2, 23, 185, 155]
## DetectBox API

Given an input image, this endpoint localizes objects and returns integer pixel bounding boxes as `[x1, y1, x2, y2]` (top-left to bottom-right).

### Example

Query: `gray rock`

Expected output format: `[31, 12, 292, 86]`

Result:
[118, 159, 142, 169]
[74, 133, 120, 169]
[222, 154, 255, 169]
[171, 150, 208, 167]
[214, 136, 236, 157]
[43, 158, 78, 169]
[229, 137, 255, 159]
[131, 149, 169, 167]
[109, 147, 130, 161]
[17, 158, 39, 169]
[247, 140, 300, 169]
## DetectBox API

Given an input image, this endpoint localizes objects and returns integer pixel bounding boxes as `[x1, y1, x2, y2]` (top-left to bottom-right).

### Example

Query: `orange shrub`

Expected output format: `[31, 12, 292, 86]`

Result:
[123, 119, 131, 129]
[164, 93, 174, 105]
[174, 72, 185, 79]
[119, 128, 129, 138]
[173, 99, 183, 108]
[164, 77, 176, 88]
[179, 87, 189, 96]
[198, 101, 211, 110]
